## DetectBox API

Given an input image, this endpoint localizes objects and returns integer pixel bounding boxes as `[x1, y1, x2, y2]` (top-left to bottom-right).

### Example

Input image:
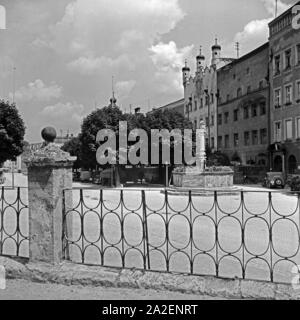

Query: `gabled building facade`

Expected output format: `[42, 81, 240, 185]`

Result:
[182, 40, 234, 151]
[269, 1, 300, 174]
[217, 43, 270, 166]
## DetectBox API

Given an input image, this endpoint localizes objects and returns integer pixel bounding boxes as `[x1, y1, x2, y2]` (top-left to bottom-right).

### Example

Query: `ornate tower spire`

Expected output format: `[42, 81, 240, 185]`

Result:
[211, 36, 221, 66]
[182, 59, 190, 87]
[110, 76, 117, 107]
[196, 45, 205, 72]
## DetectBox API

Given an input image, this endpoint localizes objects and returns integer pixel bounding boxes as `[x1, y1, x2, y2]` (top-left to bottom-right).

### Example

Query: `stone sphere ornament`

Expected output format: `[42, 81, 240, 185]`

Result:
[41, 127, 57, 143]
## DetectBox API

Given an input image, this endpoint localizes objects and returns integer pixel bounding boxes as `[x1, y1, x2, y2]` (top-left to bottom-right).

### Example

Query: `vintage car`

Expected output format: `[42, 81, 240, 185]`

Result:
[262, 172, 285, 189]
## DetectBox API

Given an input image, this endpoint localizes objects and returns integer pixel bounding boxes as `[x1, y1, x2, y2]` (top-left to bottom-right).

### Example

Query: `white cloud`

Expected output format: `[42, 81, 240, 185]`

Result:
[150, 41, 194, 93]
[11, 79, 63, 102]
[67, 54, 134, 75]
[115, 80, 136, 100]
[41, 101, 85, 124]
[118, 30, 144, 49]
[45, 0, 185, 71]
[31, 37, 52, 49]
[234, 18, 271, 50]
[232, 0, 290, 55]
[261, 0, 289, 16]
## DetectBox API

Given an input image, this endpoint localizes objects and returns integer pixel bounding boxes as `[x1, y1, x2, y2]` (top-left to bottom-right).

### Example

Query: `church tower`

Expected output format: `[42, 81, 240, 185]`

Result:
[182, 60, 190, 87]
[211, 38, 221, 66]
[196, 46, 205, 73]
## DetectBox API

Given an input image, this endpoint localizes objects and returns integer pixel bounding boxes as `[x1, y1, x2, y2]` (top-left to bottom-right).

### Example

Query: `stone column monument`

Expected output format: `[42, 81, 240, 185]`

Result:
[196, 120, 207, 172]
[172, 119, 234, 189]
[25, 127, 76, 264]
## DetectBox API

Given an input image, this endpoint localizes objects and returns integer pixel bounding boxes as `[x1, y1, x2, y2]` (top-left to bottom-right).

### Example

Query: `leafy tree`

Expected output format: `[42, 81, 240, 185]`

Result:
[80, 105, 125, 169]
[143, 109, 193, 166]
[0, 101, 26, 166]
[61, 136, 82, 169]
[145, 109, 192, 132]
[79, 104, 194, 171]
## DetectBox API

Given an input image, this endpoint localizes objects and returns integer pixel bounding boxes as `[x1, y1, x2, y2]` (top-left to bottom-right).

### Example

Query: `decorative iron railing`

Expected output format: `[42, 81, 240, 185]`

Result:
[62, 188, 300, 284]
[0, 187, 29, 258]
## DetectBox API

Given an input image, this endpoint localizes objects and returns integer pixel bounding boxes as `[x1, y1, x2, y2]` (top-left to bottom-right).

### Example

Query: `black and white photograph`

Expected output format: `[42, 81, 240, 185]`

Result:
[0, 0, 300, 306]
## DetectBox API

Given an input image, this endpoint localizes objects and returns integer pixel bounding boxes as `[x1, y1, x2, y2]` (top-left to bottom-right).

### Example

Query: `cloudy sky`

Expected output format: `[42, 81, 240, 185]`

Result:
[0, 0, 296, 142]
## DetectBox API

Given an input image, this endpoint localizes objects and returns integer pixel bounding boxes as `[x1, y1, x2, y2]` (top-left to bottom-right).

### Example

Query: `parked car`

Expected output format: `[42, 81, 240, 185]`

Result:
[262, 172, 285, 189]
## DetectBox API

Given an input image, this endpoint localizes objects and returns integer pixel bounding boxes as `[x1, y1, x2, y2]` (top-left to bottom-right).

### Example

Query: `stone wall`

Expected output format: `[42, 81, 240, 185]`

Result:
[0, 257, 298, 300]
[173, 171, 233, 188]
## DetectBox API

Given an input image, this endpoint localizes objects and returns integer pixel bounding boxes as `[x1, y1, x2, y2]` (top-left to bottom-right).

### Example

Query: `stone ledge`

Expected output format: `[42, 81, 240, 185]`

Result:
[0, 257, 299, 300]
[165, 187, 241, 197]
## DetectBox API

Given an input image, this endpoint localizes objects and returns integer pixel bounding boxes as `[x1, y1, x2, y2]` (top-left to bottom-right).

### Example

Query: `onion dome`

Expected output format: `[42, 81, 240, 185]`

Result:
[212, 38, 221, 51]
[182, 60, 190, 72]
[196, 46, 205, 61]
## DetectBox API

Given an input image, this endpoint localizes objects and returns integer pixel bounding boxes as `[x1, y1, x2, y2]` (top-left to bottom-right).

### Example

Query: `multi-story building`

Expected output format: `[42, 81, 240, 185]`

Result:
[269, 1, 300, 174]
[217, 43, 270, 166]
[182, 40, 234, 151]
[170, 1, 300, 174]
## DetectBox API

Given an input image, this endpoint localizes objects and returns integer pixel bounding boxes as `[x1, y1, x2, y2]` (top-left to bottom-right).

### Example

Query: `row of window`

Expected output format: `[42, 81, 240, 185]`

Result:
[274, 117, 300, 142]
[185, 93, 216, 114]
[220, 81, 265, 104]
[232, 66, 250, 80]
[187, 81, 266, 113]
[220, 44, 300, 105]
[193, 115, 215, 129]
[274, 80, 300, 108]
[273, 44, 300, 76]
[219, 129, 268, 149]
[217, 101, 266, 125]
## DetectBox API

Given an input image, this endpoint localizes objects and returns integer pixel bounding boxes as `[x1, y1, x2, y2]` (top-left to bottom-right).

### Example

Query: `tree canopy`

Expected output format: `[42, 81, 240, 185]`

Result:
[80, 106, 125, 169]
[61, 136, 82, 169]
[79, 104, 193, 169]
[0, 101, 26, 165]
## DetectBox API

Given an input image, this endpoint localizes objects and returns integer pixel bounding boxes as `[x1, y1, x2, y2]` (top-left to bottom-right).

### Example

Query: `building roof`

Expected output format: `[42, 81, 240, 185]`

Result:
[268, 0, 300, 28]
[160, 98, 184, 108]
[218, 42, 269, 72]
[149, 98, 184, 113]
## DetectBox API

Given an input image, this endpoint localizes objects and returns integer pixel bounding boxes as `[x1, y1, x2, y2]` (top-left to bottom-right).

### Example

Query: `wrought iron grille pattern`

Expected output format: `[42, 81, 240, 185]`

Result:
[0, 187, 29, 257]
[62, 188, 300, 284]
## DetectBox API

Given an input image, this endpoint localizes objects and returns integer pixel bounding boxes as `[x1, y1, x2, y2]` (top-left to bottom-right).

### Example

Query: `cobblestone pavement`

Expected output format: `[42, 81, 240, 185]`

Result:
[0, 279, 225, 300]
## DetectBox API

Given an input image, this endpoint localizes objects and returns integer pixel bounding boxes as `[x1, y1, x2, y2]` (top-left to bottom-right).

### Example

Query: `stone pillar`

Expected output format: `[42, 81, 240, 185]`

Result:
[196, 120, 206, 171]
[25, 127, 76, 264]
